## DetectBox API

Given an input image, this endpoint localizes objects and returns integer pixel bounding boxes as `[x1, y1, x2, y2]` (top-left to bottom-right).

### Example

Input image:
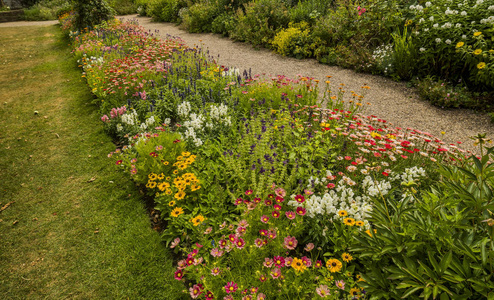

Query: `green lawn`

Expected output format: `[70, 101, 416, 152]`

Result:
[0, 25, 186, 299]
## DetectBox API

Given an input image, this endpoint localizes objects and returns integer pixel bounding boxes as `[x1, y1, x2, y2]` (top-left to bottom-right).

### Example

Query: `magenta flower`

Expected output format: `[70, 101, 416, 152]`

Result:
[250, 287, 258, 294]
[186, 257, 194, 266]
[237, 226, 247, 235]
[257, 293, 266, 300]
[253, 197, 262, 203]
[267, 229, 277, 239]
[255, 238, 264, 248]
[259, 229, 268, 237]
[228, 234, 237, 243]
[284, 236, 298, 250]
[259, 274, 267, 282]
[314, 260, 323, 268]
[205, 290, 214, 300]
[174, 269, 184, 280]
[210, 248, 224, 257]
[275, 196, 284, 203]
[234, 198, 243, 205]
[190, 284, 203, 299]
[242, 295, 253, 300]
[285, 211, 296, 220]
[270, 267, 282, 279]
[260, 215, 269, 223]
[235, 237, 245, 249]
[272, 210, 280, 218]
[224, 295, 233, 300]
[264, 199, 273, 206]
[238, 219, 249, 227]
[296, 207, 306, 216]
[225, 281, 238, 294]
[273, 256, 285, 267]
[245, 189, 253, 195]
[275, 187, 286, 197]
[263, 257, 274, 268]
[273, 204, 282, 211]
[177, 259, 187, 269]
[294, 194, 305, 203]
[219, 239, 227, 249]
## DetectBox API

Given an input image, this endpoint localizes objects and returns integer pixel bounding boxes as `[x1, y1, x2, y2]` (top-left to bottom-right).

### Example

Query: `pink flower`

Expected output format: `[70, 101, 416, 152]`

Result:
[302, 256, 312, 267]
[170, 237, 180, 249]
[275, 196, 284, 203]
[211, 248, 224, 257]
[270, 267, 282, 279]
[239, 219, 249, 227]
[304, 243, 314, 252]
[253, 197, 262, 203]
[284, 236, 298, 250]
[273, 256, 285, 267]
[257, 293, 266, 300]
[304, 189, 313, 196]
[259, 229, 268, 237]
[260, 215, 269, 223]
[245, 189, 253, 195]
[272, 210, 280, 218]
[225, 281, 238, 294]
[205, 290, 214, 300]
[296, 207, 306, 216]
[273, 204, 282, 211]
[264, 199, 273, 206]
[219, 239, 227, 249]
[204, 227, 213, 234]
[211, 267, 221, 276]
[255, 238, 264, 248]
[275, 187, 286, 197]
[177, 259, 187, 269]
[316, 285, 331, 298]
[101, 115, 110, 122]
[285, 257, 293, 267]
[242, 296, 253, 300]
[237, 226, 247, 235]
[263, 257, 274, 268]
[326, 183, 335, 189]
[228, 234, 237, 243]
[224, 295, 234, 300]
[335, 280, 345, 290]
[314, 260, 323, 268]
[259, 274, 267, 282]
[285, 211, 296, 220]
[294, 194, 305, 203]
[250, 287, 258, 294]
[193, 257, 203, 265]
[267, 229, 277, 239]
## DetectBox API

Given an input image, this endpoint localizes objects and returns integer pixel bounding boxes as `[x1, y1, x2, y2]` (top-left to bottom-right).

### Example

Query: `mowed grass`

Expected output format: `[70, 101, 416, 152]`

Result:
[0, 25, 186, 299]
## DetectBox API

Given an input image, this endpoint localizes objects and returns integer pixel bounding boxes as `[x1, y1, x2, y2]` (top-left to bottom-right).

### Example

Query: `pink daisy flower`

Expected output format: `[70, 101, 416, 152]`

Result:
[228, 234, 237, 243]
[259, 229, 268, 237]
[272, 210, 281, 218]
[219, 239, 227, 249]
[170, 237, 180, 249]
[275, 187, 286, 197]
[255, 238, 264, 248]
[275, 196, 284, 203]
[316, 285, 330, 298]
[304, 243, 314, 251]
[296, 207, 306, 216]
[273, 204, 282, 211]
[270, 267, 282, 279]
[301, 256, 312, 267]
[257, 293, 266, 300]
[264, 199, 273, 206]
[294, 194, 305, 203]
[211, 267, 221, 276]
[285, 211, 296, 220]
[250, 287, 258, 294]
[174, 269, 184, 280]
[314, 260, 323, 268]
[267, 229, 277, 239]
[273, 256, 285, 267]
[285, 257, 293, 267]
[263, 258, 274, 268]
[260, 215, 269, 224]
[189, 284, 203, 299]
[259, 274, 267, 282]
[225, 282, 238, 294]
[237, 226, 247, 235]
[235, 237, 245, 249]
[284, 236, 298, 250]
[335, 280, 345, 290]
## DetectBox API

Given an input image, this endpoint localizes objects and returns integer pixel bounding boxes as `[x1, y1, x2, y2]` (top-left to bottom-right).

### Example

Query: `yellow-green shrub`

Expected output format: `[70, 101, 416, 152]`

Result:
[271, 21, 312, 58]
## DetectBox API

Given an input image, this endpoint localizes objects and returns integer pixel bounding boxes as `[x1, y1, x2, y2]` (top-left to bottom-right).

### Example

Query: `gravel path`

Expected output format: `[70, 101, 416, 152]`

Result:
[2, 17, 492, 153]
[122, 15, 493, 154]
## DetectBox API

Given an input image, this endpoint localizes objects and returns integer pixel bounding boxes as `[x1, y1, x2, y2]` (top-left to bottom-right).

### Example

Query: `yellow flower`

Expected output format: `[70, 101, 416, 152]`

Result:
[477, 62, 486, 69]
[326, 258, 342, 273]
[173, 169, 179, 175]
[170, 207, 184, 217]
[338, 210, 348, 217]
[349, 288, 361, 298]
[291, 257, 307, 272]
[473, 49, 483, 55]
[163, 161, 169, 165]
[168, 200, 176, 207]
[190, 214, 206, 226]
[343, 218, 355, 226]
[178, 164, 188, 170]
[456, 42, 464, 48]
[342, 252, 353, 262]
[474, 31, 482, 37]
[182, 151, 191, 157]
[157, 182, 170, 191]
[175, 190, 186, 200]
[148, 173, 157, 180]
[146, 181, 157, 189]
[176, 156, 184, 161]
[191, 184, 201, 191]
[355, 220, 364, 226]
[165, 188, 172, 195]
[157, 173, 165, 180]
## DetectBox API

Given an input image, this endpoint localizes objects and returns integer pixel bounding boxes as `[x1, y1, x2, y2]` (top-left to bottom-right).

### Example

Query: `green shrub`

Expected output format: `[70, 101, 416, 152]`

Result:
[415, 76, 473, 109]
[23, 0, 72, 21]
[147, 0, 183, 22]
[231, 0, 290, 48]
[289, 0, 332, 25]
[354, 141, 494, 299]
[211, 12, 236, 36]
[74, 0, 115, 30]
[180, 2, 218, 33]
[108, 0, 137, 15]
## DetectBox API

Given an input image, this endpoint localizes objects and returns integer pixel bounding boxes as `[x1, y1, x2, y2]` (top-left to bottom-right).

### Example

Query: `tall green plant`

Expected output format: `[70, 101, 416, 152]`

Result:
[392, 25, 417, 80]
[74, 0, 115, 30]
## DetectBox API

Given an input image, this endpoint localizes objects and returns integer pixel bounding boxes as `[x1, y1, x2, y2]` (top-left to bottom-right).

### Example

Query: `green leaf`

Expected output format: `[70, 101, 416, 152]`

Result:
[401, 286, 422, 298]
[440, 251, 453, 274]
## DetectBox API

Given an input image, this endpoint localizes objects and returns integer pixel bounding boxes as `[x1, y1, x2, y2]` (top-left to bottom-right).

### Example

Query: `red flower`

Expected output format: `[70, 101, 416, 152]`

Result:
[294, 194, 305, 203]
[296, 207, 306, 216]
[174, 269, 184, 280]
[382, 172, 389, 176]
[116, 160, 123, 165]
[272, 211, 281, 218]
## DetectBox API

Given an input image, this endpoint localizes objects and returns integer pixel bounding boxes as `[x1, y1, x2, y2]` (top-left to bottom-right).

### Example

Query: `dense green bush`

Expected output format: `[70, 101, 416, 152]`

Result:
[23, 0, 72, 20]
[147, 0, 183, 22]
[180, 2, 218, 32]
[74, 0, 115, 30]
[107, 0, 136, 15]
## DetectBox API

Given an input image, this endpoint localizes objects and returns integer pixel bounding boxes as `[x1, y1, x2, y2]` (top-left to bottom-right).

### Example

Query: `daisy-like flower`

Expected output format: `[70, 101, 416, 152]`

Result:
[211, 248, 224, 257]
[275, 187, 286, 197]
[250, 287, 258, 294]
[478, 62, 486, 69]
[349, 287, 361, 298]
[219, 239, 227, 249]
[273, 204, 282, 211]
[355, 220, 365, 226]
[294, 194, 305, 203]
[285, 211, 296, 220]
[245, 189, 253, 195]
[224, 282, 238, 294]
[273, 256, 285, 267]
[228, 234, 237, 243]
[272, 211, 281, 218]
[174, 190, 186, 200]
[235, 237, 245, 249]
[224, 295, 233, 300]
[338, 210, 348, 217]
[335, 280, 345, 290]
[301, 256, 312, 267]
[456, 41, 464, 48]
[296, 207, 306, 216]
[326, 183, 335, 189]
[270, 267, 282, 279]
[275, 196, 284, 203]
[263, 258, 274, 268]
[170, 207, 184, 217]
[237, 226, 247, 235]
[259, 229, 268, 237]
[285, 257, 293, 267]
[316, 285, 331, 298]
[238, 219, 249, 227]
[211, 267, 221, 276]
[174, 269, 184, 280]
[190, 284, 203, 299]
[205, 290, 214, 300]
[267, 229, 277, 239]
[284, 236, 298, 250]
[257, 293, 266, 300]
[474, 49, 483, 55]
[326, 258, 343, 273]
[255, 238, 264, 248]
[291, 257, 307, 272]
[304, 243, 314, 251]
[342, 252, 353, 262]
[474, 31, 482, 37]
[264, 199, 273, 206]
[343, 218, 356, 226]
[259, 274, 267, 282]
[314, 260, 323, 268]
[170, 237, 180, 249]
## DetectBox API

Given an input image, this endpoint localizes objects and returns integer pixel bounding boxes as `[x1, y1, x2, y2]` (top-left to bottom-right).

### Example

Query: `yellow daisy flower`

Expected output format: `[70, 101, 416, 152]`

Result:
[477, 62, 486, 69]
[291, 258, 307, 272]
[342, 252, 353, 262]
[473, 49, 482, 55]
[326, 258, 342, 273]
[343, 218, 355, 226]
[170, 207, 184, 217]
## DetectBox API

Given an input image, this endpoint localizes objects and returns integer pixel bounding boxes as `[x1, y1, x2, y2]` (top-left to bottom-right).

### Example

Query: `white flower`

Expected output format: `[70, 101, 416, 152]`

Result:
[419, 18, 425, 23]
[429, 16, 434, 21]
[425, 1, 431, 7]
[445, 39, 451, 44]
[433, 23, 439, 28]
[420, 47, 426, 52]
[116, 124, 123, 132]
[477, 0, 484, 4]
[489, 5, 494, 10]
[435, 38, 442, 43]
[461, 11, 467, 16]
[462, 34, 467, 39]
[455, 23, 462, 28]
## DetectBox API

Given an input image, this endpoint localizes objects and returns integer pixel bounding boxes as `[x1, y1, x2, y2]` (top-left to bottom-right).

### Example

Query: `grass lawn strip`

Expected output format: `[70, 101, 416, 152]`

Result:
[0, 25, 185, 299]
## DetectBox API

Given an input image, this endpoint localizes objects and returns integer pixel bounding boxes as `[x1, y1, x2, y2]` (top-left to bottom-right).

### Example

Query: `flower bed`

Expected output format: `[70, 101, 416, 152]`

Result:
[60, 15, 494, 300]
